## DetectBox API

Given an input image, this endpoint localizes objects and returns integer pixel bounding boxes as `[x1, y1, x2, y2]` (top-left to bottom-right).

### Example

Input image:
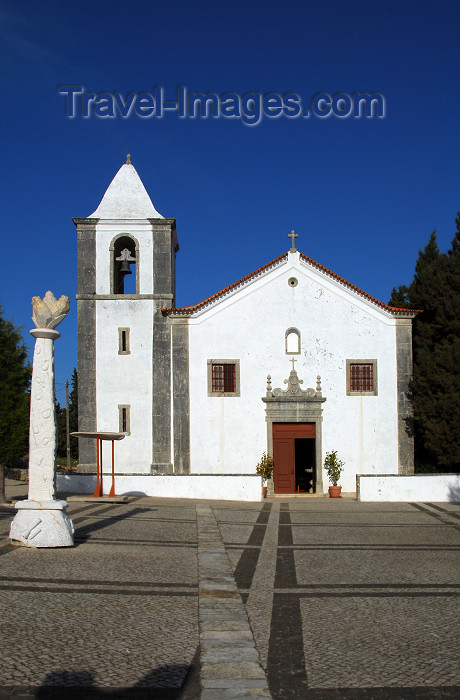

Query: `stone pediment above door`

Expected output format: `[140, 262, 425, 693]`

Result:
[262, 364, 326, 406]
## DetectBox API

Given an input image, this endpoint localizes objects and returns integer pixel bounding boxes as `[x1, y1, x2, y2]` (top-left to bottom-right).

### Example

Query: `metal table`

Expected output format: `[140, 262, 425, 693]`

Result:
[70, 432, 126, 497]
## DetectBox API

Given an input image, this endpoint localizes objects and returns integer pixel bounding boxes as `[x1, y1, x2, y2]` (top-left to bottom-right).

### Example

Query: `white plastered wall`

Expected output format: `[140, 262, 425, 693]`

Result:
[188, 252, 400, 492]
[95, 220, 155, 295]
[94, 220, 154, 472]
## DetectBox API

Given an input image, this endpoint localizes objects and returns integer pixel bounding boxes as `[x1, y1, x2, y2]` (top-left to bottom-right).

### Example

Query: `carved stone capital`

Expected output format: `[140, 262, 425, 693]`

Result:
[30, 328, 61, 341]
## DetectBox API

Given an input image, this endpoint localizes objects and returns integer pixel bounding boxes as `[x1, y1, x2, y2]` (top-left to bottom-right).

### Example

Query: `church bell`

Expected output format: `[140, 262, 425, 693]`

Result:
[119, 260, 132, 275]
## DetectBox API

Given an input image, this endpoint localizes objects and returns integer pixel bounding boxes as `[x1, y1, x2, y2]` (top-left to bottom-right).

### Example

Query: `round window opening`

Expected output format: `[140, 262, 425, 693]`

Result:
[288, 277, 298, 287]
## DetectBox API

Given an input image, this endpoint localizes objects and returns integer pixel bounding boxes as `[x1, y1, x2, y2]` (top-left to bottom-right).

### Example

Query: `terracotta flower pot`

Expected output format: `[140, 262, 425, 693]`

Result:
[328, 485, 342, 498]
[262, 485, 267, 499]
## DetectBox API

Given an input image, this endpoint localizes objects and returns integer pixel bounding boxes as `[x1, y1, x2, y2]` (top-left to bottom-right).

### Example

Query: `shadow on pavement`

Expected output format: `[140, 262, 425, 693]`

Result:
[33, 650, 201, 699]
[73, 507, 153, 545]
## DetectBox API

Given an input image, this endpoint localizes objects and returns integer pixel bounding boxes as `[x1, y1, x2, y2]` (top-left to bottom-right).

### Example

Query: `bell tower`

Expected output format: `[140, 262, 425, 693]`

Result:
[74, 156, 179, 474]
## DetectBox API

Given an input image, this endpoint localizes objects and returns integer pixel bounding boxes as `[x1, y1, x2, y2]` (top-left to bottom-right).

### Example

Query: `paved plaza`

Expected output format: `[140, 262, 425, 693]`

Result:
[0, 480, 459, 699]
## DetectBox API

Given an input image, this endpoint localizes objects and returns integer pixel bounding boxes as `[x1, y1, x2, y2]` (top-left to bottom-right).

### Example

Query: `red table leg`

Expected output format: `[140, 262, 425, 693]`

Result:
[109, 440, 116, 497]
[93, 437, 103, 497]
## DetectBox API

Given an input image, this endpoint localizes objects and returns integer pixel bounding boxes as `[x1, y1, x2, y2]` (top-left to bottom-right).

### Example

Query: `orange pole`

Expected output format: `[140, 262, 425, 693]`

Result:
[109, 440, 116, 497]
[93, 437, 102, 497]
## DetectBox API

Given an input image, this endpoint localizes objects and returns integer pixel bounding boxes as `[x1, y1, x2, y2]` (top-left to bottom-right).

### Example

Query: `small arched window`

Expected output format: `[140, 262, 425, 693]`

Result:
[110, 235, 138, 294]
[285, 328, 301, 354]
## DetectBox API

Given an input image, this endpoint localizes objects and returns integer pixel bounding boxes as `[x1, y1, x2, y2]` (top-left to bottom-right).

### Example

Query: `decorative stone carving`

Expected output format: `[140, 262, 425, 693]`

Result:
[269, 367, 323, 400]
[10, 292, 74, 548]
[32, 291, 70, 330]
[266, 374, 272, 396]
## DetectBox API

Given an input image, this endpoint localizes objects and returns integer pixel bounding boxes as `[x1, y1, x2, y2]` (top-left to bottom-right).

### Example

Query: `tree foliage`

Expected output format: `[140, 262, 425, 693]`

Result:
[389, 216, 460, 472]
[56, 368, 78, 460]
[0, 306, 31, 501]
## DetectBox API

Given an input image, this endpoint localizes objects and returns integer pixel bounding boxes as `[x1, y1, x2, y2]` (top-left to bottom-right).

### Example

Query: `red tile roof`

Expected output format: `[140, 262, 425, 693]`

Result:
[162, 251, 421, 317]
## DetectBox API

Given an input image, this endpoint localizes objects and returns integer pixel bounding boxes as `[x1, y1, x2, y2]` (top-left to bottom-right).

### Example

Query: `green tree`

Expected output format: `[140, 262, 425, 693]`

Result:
[389, 218, 460, 472]
[56, 368, 78, 462]
[69, 368, 78, 459]
[0, 306, 31, 502]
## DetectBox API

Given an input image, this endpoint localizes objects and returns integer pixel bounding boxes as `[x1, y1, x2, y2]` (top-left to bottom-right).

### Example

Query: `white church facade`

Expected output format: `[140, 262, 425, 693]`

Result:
[71, 158, 417, 500]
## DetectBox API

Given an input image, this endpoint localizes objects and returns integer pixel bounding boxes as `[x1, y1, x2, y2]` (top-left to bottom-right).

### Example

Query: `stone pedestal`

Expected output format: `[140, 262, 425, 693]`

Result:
[10, 300, 74, 547]
[9, 500, 74, 547]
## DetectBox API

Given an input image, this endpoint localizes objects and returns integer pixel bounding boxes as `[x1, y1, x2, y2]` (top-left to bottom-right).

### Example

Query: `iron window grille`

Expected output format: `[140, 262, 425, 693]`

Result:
[212, 363, 236, 393]
[349, 363, 374, 393]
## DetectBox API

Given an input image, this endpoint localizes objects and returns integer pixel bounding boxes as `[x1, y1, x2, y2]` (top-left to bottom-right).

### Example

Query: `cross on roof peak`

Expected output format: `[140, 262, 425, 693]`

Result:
[288, 229, 298, 252]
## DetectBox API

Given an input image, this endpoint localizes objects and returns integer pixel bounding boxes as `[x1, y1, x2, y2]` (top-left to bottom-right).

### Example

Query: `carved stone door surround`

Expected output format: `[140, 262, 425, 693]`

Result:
[262, 367, 326, 494]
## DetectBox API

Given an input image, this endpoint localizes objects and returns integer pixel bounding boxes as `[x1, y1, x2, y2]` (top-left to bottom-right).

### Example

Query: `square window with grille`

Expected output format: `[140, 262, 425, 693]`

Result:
[207, 360, 240, 396]
[212, 363, 235, 392]
[346, 360, 378, 396]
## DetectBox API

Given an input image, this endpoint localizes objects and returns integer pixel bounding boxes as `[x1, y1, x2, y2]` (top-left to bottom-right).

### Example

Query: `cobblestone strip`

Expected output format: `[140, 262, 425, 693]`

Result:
[245, 500, 280, 669]
[196, 504, 272, 699]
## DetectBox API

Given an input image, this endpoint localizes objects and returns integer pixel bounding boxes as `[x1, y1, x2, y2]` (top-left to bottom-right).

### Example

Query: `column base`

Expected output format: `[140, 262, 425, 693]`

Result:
[9, 500, 74, 548]
[150, 463, 174, 475]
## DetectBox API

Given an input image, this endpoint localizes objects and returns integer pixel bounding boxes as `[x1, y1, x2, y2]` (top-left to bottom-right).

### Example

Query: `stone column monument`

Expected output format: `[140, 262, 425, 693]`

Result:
[10, 292, 74, 547]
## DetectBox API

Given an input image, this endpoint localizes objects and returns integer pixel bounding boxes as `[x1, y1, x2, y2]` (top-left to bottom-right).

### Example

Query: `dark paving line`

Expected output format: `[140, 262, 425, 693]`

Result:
[75, 515, 197, 524]
[218, 520, 268, 526]
[0, 583, 197, 596]
[267, 502, 307, 700]
[425, 503, 460, 520]
[303, 687, 460, 699]
[0, 575, 197, 587]
[287, 523, 455, 528]
[410, 502, 460, 531]
[73, 537, 197, 546]
[274, 582, 460, 589]
[278, 544, 460, 550]
[294, 590, 460, 598]
[74, 536, 197, 547]
[232, 502, 272, 590]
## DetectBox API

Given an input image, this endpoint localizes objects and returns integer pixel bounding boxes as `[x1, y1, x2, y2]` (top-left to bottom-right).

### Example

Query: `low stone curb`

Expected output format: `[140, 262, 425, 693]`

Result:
[196, 505, 272, 699]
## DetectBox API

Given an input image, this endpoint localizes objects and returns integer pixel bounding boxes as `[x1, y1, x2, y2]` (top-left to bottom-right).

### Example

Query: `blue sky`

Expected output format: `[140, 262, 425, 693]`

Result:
[1, 0, 459, 398]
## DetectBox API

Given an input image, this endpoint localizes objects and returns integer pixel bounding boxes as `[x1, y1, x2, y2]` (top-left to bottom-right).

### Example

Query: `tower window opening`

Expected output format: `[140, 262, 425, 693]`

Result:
[113, 236, 137, 294]
[118, 404, 131, 434]
[118, 328, 130, 355]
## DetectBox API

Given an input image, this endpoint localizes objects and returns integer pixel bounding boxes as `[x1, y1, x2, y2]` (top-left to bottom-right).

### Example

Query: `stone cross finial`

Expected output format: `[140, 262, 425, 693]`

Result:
[290, 357, 297, 371]
[288, 230, 298, 252]
[126, 153, 131, 165]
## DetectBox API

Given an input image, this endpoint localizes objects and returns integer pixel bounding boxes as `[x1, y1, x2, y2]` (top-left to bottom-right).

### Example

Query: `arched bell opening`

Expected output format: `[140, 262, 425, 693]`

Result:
[110, 234, 139, 294]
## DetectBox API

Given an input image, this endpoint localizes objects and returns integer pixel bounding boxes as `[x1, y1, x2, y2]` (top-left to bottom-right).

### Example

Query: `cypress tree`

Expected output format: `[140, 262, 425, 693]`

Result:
[389, 219, 460, 472]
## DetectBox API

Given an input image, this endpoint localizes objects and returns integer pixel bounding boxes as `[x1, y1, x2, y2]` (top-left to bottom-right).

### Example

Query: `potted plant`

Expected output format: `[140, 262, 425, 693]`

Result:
[323, 450, 344, 498]
[256, 452, 274, 498]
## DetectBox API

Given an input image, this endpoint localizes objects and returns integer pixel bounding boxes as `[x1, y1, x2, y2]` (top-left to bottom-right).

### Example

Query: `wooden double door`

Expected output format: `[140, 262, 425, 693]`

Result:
[273, 423, 316, 494]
